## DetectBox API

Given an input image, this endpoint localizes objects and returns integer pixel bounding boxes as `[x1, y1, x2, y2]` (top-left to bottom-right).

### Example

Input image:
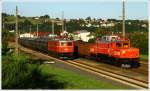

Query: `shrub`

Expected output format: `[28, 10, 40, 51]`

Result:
[129, 32, 148, 55]
[2, 30, 9, 55]
[2, 54, 66, 89]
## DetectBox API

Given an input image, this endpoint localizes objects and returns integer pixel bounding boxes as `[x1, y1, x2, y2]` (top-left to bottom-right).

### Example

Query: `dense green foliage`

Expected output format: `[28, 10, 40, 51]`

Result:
[2, 54, 67, 89]
[2, 29, 9, 55]
[3, 13, 148, 33]
[129, 32, 148, 55]
[140, 54, 148, 61]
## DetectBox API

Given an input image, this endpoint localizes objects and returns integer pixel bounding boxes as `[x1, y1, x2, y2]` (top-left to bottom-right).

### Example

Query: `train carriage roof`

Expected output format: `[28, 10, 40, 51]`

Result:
[99, 35, 129, 43]
[19, 37, 73, 42]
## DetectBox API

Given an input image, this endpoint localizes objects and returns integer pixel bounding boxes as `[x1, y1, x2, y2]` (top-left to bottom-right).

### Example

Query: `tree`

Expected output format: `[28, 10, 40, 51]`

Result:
[40, 14, 50, 19]
[2, 30, 9, 55]
[86, 16, 91, 21]
[129, 32, 148, 55]
[56, 18, 60, 20]
[24, 19, 32, 25]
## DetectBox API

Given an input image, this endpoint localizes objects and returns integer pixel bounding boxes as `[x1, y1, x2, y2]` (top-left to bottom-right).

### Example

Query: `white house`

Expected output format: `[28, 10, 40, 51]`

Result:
[101, 23, 115, 27]
[86, 23, 92, 27]
[19, 33, 34, 38]
[60, 30, 68, 36]
[74, 30, 94, 42]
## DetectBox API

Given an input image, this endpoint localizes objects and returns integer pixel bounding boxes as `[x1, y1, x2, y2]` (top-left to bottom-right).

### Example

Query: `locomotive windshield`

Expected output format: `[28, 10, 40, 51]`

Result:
[116, 42, 129, 48]
[116, 43, 122, 48]
[60, 41, 72, 46]
[61, 42, 67, 46]
[68, 42, 72, 46]
[123, 43, 129, 48]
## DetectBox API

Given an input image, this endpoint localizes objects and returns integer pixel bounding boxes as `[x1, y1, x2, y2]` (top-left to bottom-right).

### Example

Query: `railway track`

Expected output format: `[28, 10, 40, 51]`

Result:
[18, 45, 148, 89]
[73, 60, 148, 82]
[67, 61, 148, 89]
[140, 61, 148, 65]
[76, 57, 148, 74]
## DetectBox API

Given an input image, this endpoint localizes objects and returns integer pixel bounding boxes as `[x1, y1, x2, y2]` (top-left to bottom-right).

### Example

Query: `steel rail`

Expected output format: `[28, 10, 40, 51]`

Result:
[67, 61, 148, 89]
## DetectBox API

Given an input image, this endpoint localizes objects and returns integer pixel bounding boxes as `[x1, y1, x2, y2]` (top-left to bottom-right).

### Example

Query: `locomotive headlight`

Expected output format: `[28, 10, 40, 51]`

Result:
[122, 50, 126, 54]
[114, 51, 120, 55]
[64, 48, 68, 51]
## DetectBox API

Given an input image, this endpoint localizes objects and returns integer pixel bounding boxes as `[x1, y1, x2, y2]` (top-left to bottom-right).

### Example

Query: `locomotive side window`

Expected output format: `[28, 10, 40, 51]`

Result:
[116, 43, 122, 48]
[111, 37, 116, 41]
[123, 43, 129, 48]
[68, 42, 72, 46]
[61, 42, 67, 46]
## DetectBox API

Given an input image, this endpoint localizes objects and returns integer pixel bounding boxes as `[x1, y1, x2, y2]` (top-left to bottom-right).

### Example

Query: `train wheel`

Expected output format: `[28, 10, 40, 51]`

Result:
[121, 64, 131, 68]
[131, 62, 140, 68]
[114, 58, 121, 67]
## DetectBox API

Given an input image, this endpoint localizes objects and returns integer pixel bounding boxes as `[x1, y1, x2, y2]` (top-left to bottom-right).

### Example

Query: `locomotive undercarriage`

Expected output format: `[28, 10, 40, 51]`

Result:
[47, 51, 73, 60]
[90, 53, 140, 68]
[58, 53, 74, 60]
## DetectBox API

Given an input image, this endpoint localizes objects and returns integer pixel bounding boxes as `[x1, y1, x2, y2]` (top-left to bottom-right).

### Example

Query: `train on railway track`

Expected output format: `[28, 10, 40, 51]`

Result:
[77, 35, 140, 68]
[19, 37, 74, 59]
[19, 35, 140, 68]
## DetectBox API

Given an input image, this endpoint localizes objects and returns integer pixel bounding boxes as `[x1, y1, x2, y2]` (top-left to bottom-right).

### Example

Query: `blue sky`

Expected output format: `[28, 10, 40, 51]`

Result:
[2, 1, 148, 20]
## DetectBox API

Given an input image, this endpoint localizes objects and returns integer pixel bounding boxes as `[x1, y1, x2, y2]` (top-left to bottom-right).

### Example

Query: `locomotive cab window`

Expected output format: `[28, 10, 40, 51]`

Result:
[123, 43, 129, 48]
[68, 42, 72, 46]
[61, 42, 67, 46]
[116, 43, 122, 48]
[111, 37, 116, 41]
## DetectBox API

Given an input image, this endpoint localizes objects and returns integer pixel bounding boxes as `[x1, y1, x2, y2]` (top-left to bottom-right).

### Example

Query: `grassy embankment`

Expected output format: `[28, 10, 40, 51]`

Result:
[2, 53, 129, 89]
[40, 64, 129, 89]
[140, 54, 148, 61]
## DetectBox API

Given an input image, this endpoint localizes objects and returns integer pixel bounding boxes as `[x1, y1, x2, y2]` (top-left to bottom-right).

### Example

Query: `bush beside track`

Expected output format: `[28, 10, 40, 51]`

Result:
[2, 51, 130, 89]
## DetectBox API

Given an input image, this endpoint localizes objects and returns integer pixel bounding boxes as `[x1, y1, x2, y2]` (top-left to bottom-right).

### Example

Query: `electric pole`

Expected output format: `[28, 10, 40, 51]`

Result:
[52, 20, 54, 35]
[122, 0, 125, 38]
[36, 24, 38, 37]
[35, 17, 39, 37]
[62, 11, 64, 33]
[2, 18, 5, 30]
[30, 25, 31, 38]
[15, 6, 19, 55]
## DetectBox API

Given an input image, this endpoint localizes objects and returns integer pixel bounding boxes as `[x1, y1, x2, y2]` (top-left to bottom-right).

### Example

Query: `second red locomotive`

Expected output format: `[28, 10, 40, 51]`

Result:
[77, 35, 140, 67]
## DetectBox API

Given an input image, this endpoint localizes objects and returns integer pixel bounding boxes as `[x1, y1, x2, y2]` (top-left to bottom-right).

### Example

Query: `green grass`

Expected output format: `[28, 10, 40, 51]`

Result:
[2, 53, 67, 89]
[140, 54, 148, 61]
[2, 52, 130, 89]
[40, 64, 129, 89]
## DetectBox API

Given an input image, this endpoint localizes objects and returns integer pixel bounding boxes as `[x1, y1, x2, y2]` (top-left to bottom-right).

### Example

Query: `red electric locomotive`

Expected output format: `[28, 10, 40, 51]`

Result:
[19, 38, 74, 59]
[47, 39, 74, 59]
[78, 35, 140, 68]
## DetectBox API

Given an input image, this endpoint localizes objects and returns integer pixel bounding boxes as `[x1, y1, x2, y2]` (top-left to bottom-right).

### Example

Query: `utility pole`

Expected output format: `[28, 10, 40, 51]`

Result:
[35, 17, 39, 37]
[36, 23, 38, 37]
[15, 6, 19, 55]
[30, 25, 31, 38]
[62, 11, 64, 33]
[2, 18, 5, 30]
[52, 20, 54, 35]
[122, 0, 125, 38]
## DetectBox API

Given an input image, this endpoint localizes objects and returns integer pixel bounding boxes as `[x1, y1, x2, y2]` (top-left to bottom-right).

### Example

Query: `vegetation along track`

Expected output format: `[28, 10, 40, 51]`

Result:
[19, 45, 148, 89]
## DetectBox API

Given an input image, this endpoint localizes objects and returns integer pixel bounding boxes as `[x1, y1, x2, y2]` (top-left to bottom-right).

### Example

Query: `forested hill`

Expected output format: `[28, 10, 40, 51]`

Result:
[2, 13, 148, 34]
